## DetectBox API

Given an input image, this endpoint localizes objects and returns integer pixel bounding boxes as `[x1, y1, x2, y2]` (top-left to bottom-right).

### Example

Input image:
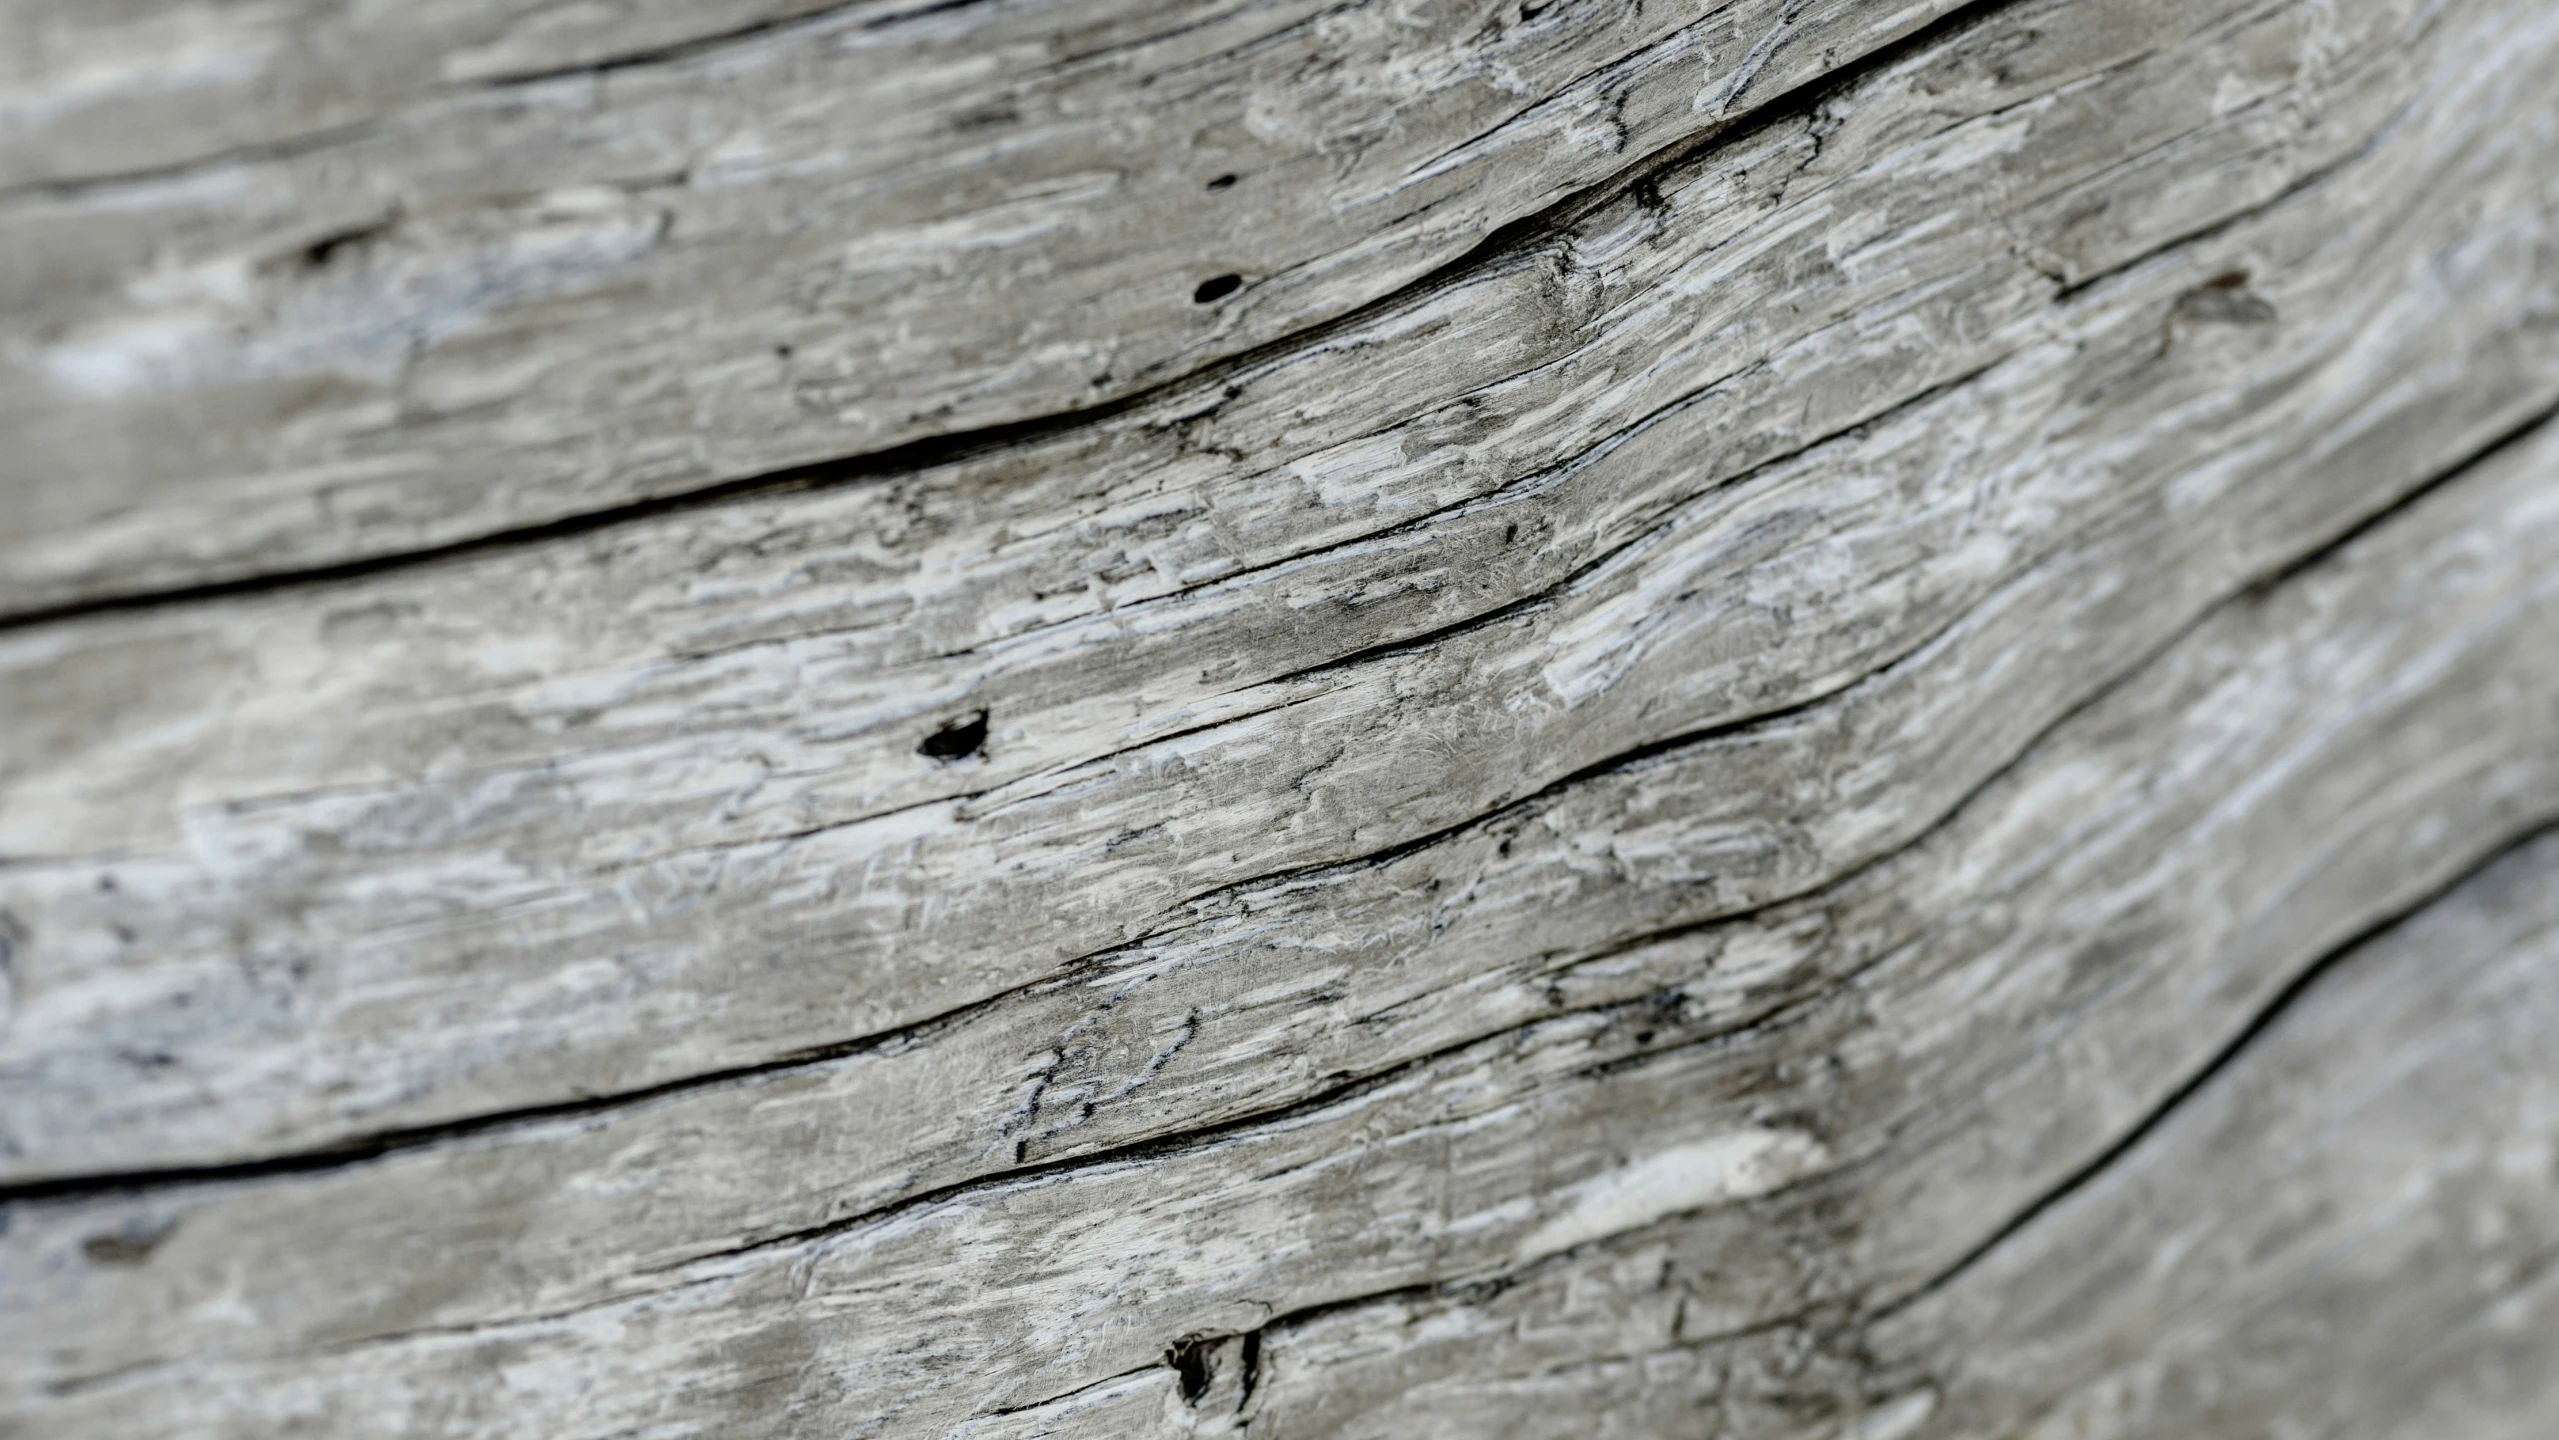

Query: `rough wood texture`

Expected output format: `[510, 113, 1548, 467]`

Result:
[0, 0, 1973, 611]
[4, 0, 2557, 1435]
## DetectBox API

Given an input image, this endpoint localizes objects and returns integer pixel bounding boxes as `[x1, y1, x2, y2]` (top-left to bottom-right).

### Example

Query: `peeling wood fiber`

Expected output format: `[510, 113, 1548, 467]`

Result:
[4, 0, 2559, 1436]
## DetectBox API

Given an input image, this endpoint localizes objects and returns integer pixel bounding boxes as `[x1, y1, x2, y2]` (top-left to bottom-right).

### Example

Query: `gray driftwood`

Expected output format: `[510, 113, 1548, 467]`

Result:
[4, 0, 2558, 1435]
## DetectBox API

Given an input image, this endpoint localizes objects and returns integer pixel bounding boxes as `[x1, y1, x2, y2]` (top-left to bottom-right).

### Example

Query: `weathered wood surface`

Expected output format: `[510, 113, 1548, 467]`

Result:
[5, 0, 2559, 1434]
[13, 406, 2559, 1436]
[0, 0, 1975, 612]
[9, 0, 2550, 1179]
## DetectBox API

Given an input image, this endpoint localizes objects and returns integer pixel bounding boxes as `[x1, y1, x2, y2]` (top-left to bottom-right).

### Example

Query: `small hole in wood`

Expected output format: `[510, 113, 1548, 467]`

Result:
[1166, 1335, 1219, 1404]
[298, 218, 393, 270]
[1193, 273, 1243, 304]
[918, 710, 990, 762]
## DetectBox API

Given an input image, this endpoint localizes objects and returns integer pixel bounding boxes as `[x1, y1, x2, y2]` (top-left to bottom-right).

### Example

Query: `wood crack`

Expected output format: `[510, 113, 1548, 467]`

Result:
[1874, 806, 2559, 1321]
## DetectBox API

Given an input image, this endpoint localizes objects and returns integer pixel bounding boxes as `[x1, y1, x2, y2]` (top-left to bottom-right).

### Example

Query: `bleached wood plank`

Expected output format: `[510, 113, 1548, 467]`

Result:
[11, 336, 2559, 1440]
[2, 0, 2532, 1181]
[0, 0, 1978, 611]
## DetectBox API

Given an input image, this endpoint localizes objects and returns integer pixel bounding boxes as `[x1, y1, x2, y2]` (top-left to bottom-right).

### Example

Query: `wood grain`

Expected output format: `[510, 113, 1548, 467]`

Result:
[7, 0, 2547, 1182]
[5, 0, 2557, 1433]
[12, 298, 2559, 1439]
[0, 0, 1974, 611]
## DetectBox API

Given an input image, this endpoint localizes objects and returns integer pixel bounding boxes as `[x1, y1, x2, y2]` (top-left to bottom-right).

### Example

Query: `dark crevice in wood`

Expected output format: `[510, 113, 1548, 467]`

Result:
[0, 395, 1165, 635]
[0, 0, 2027, 635]
[0, 959, 1089, 1205]
[13, 390, 2539, 1214]
[1166, 1333, 1224, 1403]
[1875, 807, 2559, 1321]
[2245, 396, 2559, 600]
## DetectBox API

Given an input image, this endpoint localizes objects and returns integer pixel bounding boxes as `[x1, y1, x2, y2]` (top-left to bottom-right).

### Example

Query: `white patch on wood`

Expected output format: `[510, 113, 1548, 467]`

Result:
[1522, 1130, 1831, 1263]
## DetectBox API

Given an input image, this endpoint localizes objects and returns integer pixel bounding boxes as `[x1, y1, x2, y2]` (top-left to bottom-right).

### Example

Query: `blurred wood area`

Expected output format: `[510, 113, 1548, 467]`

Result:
[4, 0, 2559, 1434]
